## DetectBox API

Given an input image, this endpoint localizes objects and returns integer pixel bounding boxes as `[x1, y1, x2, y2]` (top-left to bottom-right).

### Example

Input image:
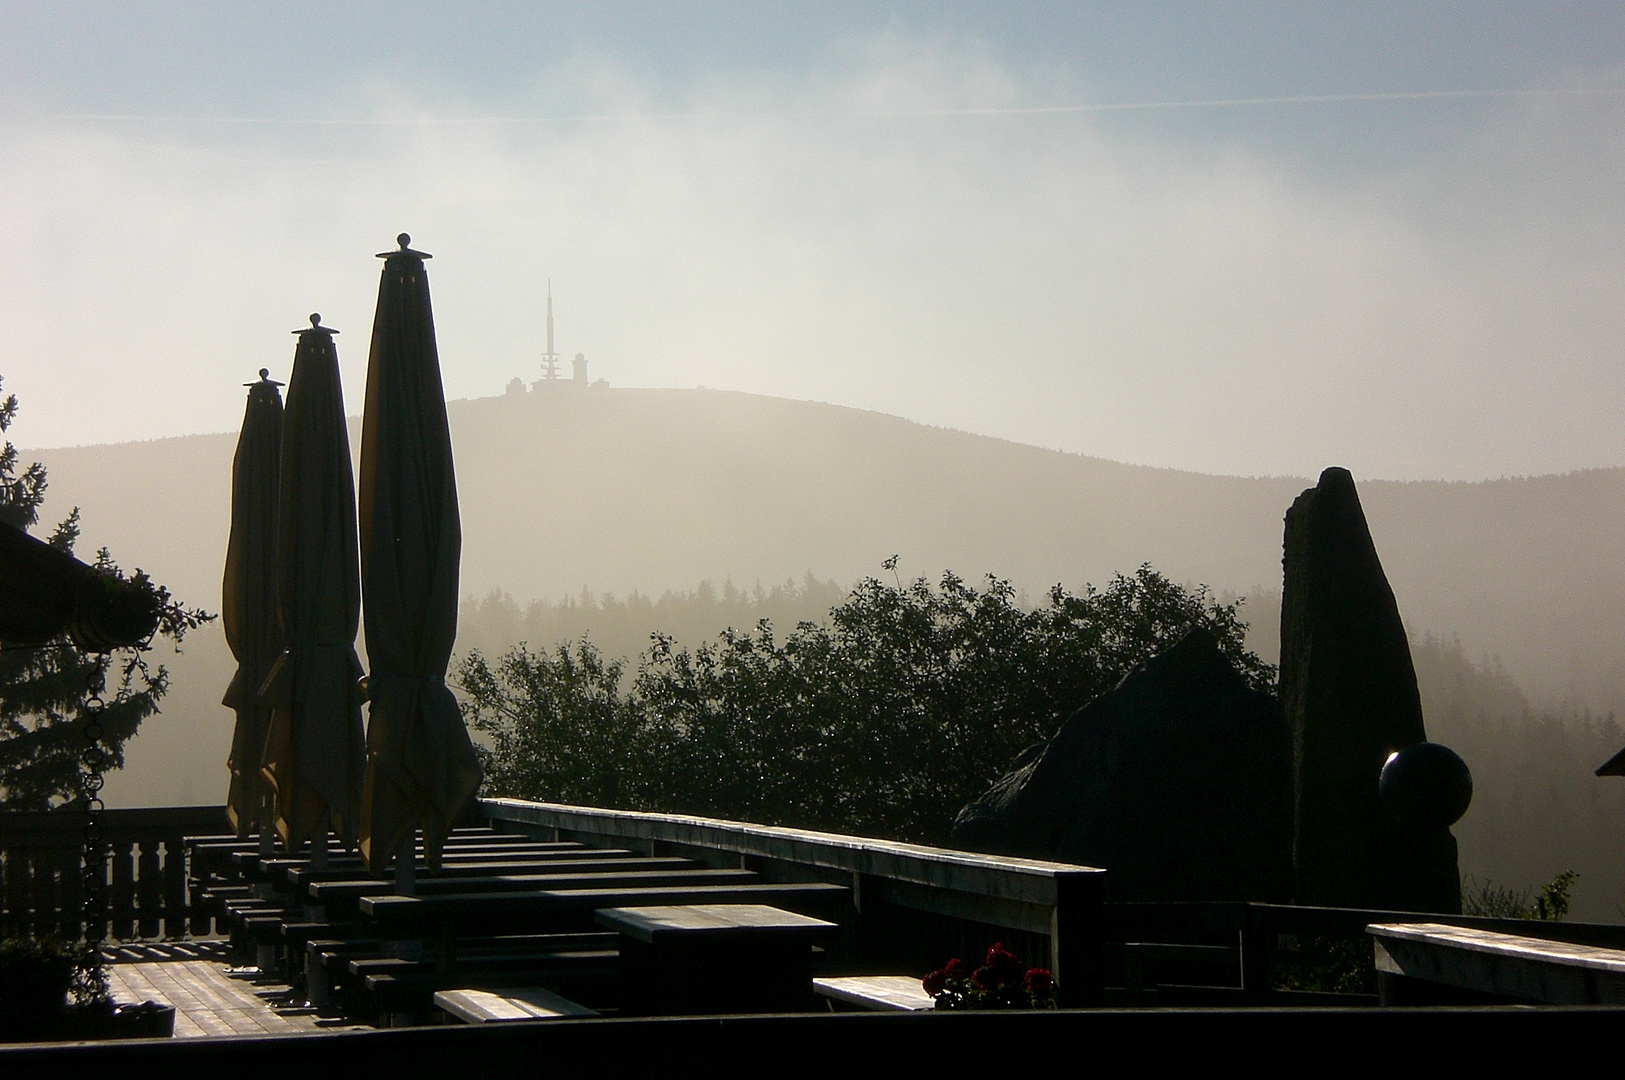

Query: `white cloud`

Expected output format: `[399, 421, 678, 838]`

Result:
[3, 44, 1623, 479]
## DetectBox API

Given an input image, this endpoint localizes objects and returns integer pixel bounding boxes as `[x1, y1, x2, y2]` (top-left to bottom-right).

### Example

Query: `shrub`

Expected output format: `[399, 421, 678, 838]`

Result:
[459, 564, 1272, 844]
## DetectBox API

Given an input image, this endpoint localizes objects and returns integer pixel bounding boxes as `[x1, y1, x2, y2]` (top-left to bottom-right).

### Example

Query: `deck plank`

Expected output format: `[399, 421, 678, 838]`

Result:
[105, 960, 363, 1038]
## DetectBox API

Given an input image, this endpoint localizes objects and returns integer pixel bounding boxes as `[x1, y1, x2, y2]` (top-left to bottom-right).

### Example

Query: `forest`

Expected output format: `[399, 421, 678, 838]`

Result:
[456, 570, 1625, 921]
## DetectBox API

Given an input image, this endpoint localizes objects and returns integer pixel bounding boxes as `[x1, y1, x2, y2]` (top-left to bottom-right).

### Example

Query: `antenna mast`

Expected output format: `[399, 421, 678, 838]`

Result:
[540, 278, 560, 380]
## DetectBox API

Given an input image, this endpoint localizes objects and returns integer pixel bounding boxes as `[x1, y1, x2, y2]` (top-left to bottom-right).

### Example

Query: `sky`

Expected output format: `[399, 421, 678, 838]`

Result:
[2, 2, 1624, 480]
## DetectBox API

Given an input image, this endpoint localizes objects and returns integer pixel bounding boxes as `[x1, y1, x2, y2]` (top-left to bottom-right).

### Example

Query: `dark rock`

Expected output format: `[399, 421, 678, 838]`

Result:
[951, 627, 1291, 902]
[1281, 466, 1461, 912]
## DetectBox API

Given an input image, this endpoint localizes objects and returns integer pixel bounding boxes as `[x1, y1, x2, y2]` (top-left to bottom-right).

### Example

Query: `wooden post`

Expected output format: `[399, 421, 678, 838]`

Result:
[1050, 871, 1102, 1008]
[1240, 903, 1271, 1004]
[310, 826, 329, 871]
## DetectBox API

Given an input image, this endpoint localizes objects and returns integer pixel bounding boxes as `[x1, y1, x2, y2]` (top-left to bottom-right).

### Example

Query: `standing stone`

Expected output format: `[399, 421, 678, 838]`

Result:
[1282, 467, 1460, 912]
[951, 627, 1292, 902]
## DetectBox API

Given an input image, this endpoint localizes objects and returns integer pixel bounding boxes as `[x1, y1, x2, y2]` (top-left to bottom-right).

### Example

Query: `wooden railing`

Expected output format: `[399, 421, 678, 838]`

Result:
[1100, 899, 1625, 1005]
[0, 805, 232, 941]
[478, 797, 1107, 1006]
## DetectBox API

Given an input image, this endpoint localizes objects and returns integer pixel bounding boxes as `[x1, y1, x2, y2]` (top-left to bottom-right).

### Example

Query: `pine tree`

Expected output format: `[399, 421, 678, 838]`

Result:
[0, 377, 210, 809]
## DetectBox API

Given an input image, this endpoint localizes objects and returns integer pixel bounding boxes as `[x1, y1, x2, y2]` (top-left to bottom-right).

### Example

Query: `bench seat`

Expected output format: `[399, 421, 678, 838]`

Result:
[434, 987, 598, 1023]
[813, 975, 935, 1012]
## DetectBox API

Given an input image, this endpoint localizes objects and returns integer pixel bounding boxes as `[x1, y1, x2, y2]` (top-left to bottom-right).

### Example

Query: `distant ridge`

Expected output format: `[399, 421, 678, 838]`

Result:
[23, 386, 1625, 804]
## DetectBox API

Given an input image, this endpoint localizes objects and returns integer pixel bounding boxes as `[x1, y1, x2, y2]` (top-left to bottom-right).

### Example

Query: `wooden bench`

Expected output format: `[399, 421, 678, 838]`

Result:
[305, 860, 717, 914]
[284, 848, 639, 888]
[434, 987, 598, 1023]
[1368, 922, 1625, 1005]
[310, 932, 620, 1015]
[597, 904, 837, 1016]
[813, 975, 935, 1011]
[359, 881, 851, 939]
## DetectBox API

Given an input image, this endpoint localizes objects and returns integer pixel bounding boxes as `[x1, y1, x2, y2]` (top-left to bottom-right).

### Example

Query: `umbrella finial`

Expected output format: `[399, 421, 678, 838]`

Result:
[292, 312, 338, 335]
[246, 367, 285, 388]
[378, 234, 432, 260]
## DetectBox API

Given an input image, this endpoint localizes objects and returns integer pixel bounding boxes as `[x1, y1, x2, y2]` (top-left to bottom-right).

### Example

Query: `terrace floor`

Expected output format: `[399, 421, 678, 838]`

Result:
[104, 945, 362, 1039]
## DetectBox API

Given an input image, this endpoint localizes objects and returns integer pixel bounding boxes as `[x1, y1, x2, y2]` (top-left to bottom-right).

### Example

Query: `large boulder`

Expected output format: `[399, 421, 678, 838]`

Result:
[1282, 466, 1460, 912]
[951, 627, 1291, 902]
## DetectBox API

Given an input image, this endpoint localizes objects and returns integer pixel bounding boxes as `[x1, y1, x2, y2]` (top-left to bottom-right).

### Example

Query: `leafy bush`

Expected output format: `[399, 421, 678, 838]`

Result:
[1461, 870, 1578, 921]
[459, 564, 1272, 844]
[0, 935, 110, 1041]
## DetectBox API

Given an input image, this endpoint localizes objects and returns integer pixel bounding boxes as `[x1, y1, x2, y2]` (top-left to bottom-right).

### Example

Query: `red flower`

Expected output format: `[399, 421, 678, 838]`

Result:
[922, 969, 947, 996]
[971, 965, 999, 990]
[942, 957, 965, 979]
[1024, 968, 1054, 996]
[984, 943, 1024, 983]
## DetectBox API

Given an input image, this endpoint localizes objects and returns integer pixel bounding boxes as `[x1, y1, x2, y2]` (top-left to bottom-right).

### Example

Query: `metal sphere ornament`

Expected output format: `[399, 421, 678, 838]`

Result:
[1379, 742, 1473, 830]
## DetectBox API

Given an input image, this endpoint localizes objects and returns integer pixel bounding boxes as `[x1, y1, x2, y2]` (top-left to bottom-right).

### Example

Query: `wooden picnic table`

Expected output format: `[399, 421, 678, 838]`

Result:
[598, 903, 838, 1015]
[359, 881, 851, 939]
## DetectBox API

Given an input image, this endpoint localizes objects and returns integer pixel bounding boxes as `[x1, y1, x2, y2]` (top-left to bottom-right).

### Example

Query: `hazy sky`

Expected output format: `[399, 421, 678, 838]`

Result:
[3, 3, 1624, 479]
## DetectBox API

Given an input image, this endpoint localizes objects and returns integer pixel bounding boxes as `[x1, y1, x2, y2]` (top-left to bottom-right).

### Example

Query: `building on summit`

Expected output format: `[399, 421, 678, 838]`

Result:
[508, 280, 605, 394]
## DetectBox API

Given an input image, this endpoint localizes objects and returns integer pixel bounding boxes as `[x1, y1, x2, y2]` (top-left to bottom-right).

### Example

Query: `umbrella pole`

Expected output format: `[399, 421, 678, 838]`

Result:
[257, 795, 275, 857]
[310, 824, 329, 870]
[395, 833, 416, 896]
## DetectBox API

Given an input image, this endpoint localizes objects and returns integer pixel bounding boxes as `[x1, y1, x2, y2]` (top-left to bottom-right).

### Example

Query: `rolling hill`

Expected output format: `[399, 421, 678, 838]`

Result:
[24, 385, 1625, 809]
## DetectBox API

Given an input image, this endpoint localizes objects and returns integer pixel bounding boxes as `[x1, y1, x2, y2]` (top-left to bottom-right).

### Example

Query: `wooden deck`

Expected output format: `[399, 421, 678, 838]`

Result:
[106, 957, 363, 1038]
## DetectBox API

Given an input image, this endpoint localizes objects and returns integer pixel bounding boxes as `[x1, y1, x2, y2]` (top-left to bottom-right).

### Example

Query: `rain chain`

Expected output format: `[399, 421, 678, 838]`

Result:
[81, 660, 109, 969]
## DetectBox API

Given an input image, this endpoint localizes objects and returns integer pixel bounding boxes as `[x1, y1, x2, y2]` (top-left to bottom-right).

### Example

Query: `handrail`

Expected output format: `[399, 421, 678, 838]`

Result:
[1, 805, 232, 941]
[478, 797, 1105, 1005]
[0, 805, 230, 840]
[480, 798, 1100, 902]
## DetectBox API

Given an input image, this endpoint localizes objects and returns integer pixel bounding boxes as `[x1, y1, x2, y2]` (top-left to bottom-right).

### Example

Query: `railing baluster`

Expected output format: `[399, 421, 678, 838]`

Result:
[189, 843, 213, 938]
[110, 840, 136, 941]
[57, 842, 84, 941]
[34, 848, 59, 940]
[136, 840, 162, 938]
[1, 847, 25, 939]
[161, 835, 187, 938]
[0, 807, 231, 944]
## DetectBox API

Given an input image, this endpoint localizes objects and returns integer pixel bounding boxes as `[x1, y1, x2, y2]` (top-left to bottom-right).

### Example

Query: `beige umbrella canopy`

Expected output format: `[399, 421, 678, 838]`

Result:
[358, 234, 482, 874]
[222, 370, 283, 838]
[260, 315, 368, 853]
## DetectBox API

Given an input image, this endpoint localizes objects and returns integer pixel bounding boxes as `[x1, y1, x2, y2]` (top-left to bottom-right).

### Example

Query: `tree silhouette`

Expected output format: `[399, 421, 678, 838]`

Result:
[0, 377, 211, 809]
[460, 564, 1271, 844]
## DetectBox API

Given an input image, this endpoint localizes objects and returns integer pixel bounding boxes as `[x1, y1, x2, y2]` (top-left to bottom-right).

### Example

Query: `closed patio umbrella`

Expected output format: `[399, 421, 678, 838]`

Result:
[261, 315, 367, 856]
[358, 234, 482, 877]
[222, 370, 284, 840]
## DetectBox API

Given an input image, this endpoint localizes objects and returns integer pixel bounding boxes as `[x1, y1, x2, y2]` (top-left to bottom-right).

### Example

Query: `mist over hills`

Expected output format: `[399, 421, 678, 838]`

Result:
[33, 385, 1625, 704]
[26, 384, 1625, 913]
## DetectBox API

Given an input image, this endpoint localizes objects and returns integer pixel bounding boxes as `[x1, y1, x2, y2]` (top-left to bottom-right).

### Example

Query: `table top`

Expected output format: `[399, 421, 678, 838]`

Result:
[595, 903, 837, 944]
